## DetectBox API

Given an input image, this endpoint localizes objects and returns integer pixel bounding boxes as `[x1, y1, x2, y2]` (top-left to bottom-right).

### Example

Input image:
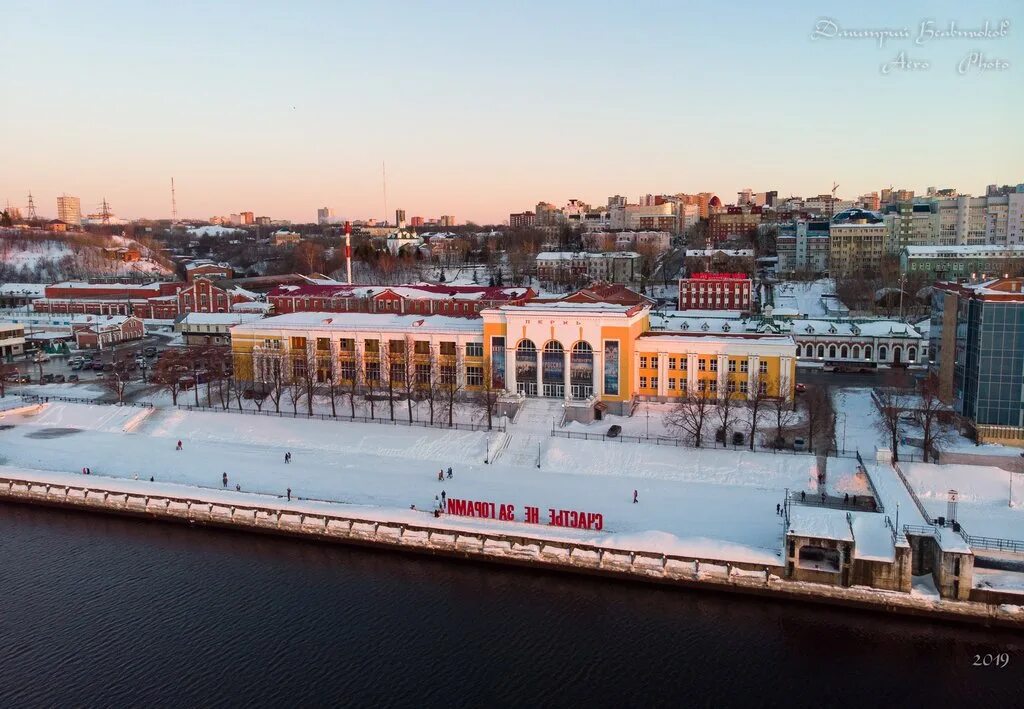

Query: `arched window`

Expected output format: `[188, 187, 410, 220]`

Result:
[852, 345, 860, 359]
[908, 346, 917, 361]
[543, 341, 564, 354]
[517, 339, 537, 355]
[828, 345, 837, 359]
[817, 344, 825, 358]
[804, 344, 814, 358]
[879, 346, 888, 361]
[893, 346, 902, 363]
[864, 345, 872, 360]
[840, 345, 848, 359]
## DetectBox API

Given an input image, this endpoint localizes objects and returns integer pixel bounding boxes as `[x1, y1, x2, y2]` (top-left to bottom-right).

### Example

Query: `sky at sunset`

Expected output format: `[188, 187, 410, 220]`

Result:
[2, 0, 1021, 224]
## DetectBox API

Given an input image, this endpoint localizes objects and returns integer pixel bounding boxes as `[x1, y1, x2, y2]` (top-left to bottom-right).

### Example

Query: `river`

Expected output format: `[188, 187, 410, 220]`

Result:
[0, 503, 1019, 707]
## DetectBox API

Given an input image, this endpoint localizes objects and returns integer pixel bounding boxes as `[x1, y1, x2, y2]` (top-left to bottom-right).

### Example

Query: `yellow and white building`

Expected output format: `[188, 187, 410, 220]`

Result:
[230, 303, 797, 415]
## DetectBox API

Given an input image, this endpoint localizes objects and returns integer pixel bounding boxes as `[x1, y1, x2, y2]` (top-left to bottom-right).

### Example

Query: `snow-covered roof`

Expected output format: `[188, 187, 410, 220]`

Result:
[232, 301, 273, 313]
[231, 311, 484, 335]
[851, 514, 897, 562]
[903, 244, 1024, 257]
[185, 260, 232, 271]
[0, 283, 47, 297]
[651, 313, 924, 340]
[787, 507, 854, 542]
[639, 332, 796, 346]
[179, 312, 263, 326]
[685, 249, 754, 257]
[268, 283, 529, 302]
[536, 251, 640, 260]
[51, 281, 162, 291]
[500, 302, 640, 314]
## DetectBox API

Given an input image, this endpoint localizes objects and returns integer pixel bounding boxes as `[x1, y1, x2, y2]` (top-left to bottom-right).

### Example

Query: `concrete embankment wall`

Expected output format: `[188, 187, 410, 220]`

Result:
[2, 475, 1022, 629]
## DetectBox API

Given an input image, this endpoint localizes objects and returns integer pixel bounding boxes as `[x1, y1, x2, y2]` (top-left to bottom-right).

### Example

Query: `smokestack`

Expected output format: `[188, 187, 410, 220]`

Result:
[345, 221, 353, 285]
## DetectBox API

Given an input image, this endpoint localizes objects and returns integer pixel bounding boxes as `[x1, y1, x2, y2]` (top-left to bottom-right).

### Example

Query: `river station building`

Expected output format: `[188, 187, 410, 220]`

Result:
[230, 302, 796, 418]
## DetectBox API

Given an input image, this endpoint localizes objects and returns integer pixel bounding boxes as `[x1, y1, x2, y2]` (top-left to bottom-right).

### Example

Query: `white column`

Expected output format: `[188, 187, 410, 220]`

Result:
[593, 345, 604, 398]
[563, 349, 571, 399]
[747, 355, 757, 401]
[536, 348, 543, 395]
[686, 353, 698, 393]
[717, 354, 728, 398]
[657, 353, 668, 398]
[780, 356, 793, 401]
[505, 346, 517, 394]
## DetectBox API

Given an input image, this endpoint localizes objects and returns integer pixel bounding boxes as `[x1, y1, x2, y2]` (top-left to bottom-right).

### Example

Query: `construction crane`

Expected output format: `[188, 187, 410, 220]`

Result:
[829, 182, 840, 220]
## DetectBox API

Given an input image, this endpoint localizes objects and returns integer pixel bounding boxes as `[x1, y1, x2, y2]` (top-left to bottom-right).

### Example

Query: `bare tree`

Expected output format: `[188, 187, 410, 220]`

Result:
[766, 379, 798, 448]
[299, 342, 321, 416]
[747, 372, 769, 450]
[363, 347, 382, 420]
[421, 345, 439, 425]
[342, 344, 362, 417]
[476, 355, 502, 430]
[152, 350, 188, 405]
[286, 350, 306, 415]
[102, 361, 132, 404]
[872, 373, 908, 461]
[401, 334, 420, 423]
[261, 348, 286, 414]
[380, 341, 397, 421]
[804, 384, 834, 454]
[665, 385, 713, 447]
[438, 348, 464, 426]
[715, 386, 737, 446]
[915, 373, 950, 463]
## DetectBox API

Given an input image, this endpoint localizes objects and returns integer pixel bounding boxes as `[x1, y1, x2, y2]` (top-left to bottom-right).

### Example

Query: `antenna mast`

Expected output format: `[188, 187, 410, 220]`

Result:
[100, 197, 112, 225]
[26, 191, 37, 221]
[171, 177, 178, 223]
[382, 161, 388, 225]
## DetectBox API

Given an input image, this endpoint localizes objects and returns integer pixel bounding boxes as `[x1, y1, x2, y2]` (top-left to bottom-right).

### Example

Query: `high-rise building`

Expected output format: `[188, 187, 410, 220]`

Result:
[828, 208, 888, 277]
[931, 277, 1024, 444]
[395, 209, 406, 229]
[439, 215, 456, 227]
[607, 195, 627, 208]
[410, 216, 424, 227]
[239, 211, 255, 225]
[509, 211, 536, 228]
[57, 194, 81, 226]
[535, 202, 561, 226]
[317, 207, 333, 225]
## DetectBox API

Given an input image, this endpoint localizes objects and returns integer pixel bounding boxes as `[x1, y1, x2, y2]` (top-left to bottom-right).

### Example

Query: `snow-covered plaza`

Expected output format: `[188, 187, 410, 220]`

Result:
[0, 400, 841, 565]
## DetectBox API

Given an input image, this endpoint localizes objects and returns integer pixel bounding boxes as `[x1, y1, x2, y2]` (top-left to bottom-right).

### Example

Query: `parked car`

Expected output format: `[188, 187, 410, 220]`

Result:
[68, 375, 79, 383]
[607, 424, 622, 438]
[795, 383, 807, 394]
[70, 361, 83, 371]
[793, 437, 807, 452]
[53, 374, 65, 383]
[144, 346, 157, 357]
[42, 373, 55, 383]
[92, 361, 105, 371]
[102, 362, 114, 372]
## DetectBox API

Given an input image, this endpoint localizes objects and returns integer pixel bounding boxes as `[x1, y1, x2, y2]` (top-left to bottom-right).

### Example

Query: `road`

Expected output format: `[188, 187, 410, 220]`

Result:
[5, 333, 170, 384]
[796, 366, 920, 390]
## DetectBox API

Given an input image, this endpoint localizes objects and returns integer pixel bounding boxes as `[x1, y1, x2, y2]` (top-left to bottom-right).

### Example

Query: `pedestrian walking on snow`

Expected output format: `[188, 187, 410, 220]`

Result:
[222, 472, 228, 487]
[438, 469, 444, 481]
[633, 489, 638, 504]
[800, 490, 806, 501]
[447, 467, 453, 479]
[235, 484, 240, 492]
[776, 503, 780, 515]
[441, 490, 446, 503]
[844, 493, 849, 504]
[176, 440, 182, 450]
[150, 476, 154, 482]
[287, 487, 291, 501]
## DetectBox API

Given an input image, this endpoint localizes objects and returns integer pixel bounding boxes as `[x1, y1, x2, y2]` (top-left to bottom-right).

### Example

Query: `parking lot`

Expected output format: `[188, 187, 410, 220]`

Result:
[4, 333, 172, 386]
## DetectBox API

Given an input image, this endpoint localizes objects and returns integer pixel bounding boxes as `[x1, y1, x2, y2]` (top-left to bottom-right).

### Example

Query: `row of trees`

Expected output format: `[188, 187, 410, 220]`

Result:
[150, 341, 505, 430]
[665, 377, 834, 453]
[872, 372, 950, 463]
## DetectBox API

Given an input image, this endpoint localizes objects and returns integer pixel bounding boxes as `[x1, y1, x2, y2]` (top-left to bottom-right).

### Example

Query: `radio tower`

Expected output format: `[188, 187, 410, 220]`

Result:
[171, 177, 178, 223]
[26, 191, 37, 221]
[99, 198, 112, 225]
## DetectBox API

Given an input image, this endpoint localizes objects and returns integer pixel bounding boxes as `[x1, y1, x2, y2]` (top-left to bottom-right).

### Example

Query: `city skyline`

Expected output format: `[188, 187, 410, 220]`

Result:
[2, 0, 1021, 224]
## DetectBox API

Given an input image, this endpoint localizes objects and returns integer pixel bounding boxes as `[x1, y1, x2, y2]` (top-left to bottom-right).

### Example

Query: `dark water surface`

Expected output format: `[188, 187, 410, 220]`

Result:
[0, 503, 1020, 708]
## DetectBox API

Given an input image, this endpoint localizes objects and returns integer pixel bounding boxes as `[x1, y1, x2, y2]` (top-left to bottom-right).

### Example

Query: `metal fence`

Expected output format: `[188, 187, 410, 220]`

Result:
[174, 404, 504, 433]
[549, 429, 856, 458]
[959, 533, 1024, 554]
[20, 394, 154, 409]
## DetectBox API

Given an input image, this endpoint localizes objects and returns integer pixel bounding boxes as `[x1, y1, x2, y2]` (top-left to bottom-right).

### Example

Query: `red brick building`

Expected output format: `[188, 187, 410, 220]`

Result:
[32, 278, 257, 320]
[71, 314, 145, 349]
[185, 261, 234, 282]
[267, 283, 535, 318]
[678, 273, 752, 311]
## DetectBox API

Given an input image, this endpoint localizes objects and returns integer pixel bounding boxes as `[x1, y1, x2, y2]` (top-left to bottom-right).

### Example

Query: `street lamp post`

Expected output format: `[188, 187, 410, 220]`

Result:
[898, 274, 907, 321]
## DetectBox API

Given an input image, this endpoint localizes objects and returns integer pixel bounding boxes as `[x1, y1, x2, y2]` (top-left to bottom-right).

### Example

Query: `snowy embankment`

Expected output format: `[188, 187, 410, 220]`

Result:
[0, 402, 818, 565]
[901, 462, 1023, 541]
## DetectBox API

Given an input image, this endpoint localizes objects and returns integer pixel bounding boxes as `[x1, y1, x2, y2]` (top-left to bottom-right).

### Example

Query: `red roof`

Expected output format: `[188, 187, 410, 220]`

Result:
[267, 283, 533, 301]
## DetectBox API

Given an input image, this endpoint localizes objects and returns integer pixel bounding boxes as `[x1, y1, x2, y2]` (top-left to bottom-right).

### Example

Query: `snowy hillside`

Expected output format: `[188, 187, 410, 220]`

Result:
[0, 234, 173, 282]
